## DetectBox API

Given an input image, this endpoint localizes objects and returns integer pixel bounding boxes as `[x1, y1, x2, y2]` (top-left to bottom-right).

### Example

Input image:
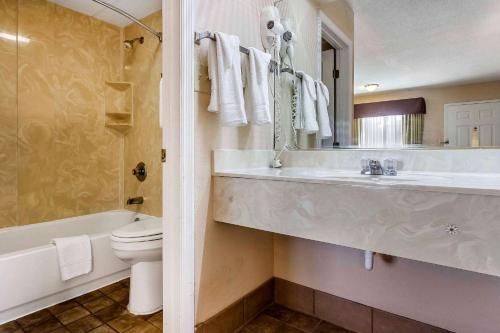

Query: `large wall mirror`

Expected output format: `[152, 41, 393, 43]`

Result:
[274, 0, 500, 150]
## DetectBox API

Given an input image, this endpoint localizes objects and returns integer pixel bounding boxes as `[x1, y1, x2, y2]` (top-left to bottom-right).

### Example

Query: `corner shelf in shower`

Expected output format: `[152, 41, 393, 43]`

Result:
[104, 81, 133, 132]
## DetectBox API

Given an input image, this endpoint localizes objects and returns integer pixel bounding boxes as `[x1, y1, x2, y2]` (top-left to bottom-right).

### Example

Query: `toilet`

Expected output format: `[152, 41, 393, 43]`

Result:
[110, 217, 162, 315]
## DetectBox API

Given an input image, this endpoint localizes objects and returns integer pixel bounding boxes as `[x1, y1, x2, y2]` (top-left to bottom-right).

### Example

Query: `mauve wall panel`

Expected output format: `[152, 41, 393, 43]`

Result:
[354, 97, 426, 118]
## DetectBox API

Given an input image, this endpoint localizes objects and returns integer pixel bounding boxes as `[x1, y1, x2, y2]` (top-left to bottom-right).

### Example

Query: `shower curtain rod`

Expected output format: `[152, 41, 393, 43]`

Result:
[91, 0, 162, 42]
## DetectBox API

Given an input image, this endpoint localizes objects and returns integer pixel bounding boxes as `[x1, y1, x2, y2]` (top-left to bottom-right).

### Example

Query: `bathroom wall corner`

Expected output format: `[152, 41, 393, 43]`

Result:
[119, 136, 125, 209]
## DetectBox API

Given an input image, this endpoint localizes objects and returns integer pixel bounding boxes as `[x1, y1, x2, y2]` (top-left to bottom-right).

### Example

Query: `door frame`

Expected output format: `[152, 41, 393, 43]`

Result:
[318, 11, 353, 146]
[318, 48, 336, 148]
[162, 0, 195, 331]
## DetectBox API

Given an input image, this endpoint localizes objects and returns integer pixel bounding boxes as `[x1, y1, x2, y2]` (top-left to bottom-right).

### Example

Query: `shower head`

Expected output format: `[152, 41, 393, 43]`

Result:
[124, 36, 144, 49]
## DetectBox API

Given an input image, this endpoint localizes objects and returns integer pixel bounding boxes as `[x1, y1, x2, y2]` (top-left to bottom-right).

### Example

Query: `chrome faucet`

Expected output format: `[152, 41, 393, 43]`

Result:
[361, 159, 384, 175]
[126, 196, 144, 205]
[361, 159, 397, 176]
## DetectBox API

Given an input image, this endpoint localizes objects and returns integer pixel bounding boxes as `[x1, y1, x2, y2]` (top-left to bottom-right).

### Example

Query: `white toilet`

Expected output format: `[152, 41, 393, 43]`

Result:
[110, 217, 163, 315]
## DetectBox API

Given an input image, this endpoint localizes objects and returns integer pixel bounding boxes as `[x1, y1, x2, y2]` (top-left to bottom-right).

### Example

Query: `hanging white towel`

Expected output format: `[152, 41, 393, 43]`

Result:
[52, 235, 92, 281]
[315, 80, 332, 139]
[207, 37, 219, 112]
[296, 71, 318, 134]
[207, 32, 247, 126]
[242, 47, 272, 125]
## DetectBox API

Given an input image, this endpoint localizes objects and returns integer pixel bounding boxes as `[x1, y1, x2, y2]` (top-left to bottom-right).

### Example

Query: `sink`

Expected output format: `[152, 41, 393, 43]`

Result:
[312, 171, 450, 184]
[221, 167, 455, 187]
[330, 175, 418, 182]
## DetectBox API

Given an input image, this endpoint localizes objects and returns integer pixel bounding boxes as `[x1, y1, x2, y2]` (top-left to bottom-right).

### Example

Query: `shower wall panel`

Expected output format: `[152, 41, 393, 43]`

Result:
[0, 0, 124, 227]
[0, 0, 163, 227]
[123, 11, 163, 217]
[0, 0, 19, 228]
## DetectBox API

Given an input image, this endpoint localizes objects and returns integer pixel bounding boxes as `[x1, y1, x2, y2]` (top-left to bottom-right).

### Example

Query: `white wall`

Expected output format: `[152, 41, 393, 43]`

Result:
[194, 0, 275, 323]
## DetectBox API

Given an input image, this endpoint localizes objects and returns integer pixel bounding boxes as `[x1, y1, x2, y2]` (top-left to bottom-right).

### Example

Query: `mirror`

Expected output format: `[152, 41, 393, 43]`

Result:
[273, 0, 500, 149]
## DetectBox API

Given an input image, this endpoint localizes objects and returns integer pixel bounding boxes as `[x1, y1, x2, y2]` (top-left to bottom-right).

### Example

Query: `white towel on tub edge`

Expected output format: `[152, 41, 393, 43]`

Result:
[52, 235, 92, 281]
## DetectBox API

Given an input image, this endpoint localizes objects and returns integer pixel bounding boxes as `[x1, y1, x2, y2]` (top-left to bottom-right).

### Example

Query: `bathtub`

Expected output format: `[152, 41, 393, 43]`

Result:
[0, 210, 152, 324]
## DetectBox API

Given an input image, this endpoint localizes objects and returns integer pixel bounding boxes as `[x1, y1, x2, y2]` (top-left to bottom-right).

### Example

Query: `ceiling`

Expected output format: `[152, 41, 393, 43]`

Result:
[352, 0, 500, 94]
[49, 0, 161, 27]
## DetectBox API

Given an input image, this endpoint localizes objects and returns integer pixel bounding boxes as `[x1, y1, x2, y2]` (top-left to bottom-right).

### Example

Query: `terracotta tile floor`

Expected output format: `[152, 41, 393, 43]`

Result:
[0, 279, 163, 333]
[238, 304, 353, 333]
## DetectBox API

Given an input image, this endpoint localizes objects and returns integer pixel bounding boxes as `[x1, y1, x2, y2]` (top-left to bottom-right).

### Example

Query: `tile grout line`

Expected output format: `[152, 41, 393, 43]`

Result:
[312, 289, 316, 316]
[371, 307, 374, 333]
[15, 311, 56, 333]
[311, 320, 323, 333]
[282, 321, 310, 333]
[50, 311, 67, 333]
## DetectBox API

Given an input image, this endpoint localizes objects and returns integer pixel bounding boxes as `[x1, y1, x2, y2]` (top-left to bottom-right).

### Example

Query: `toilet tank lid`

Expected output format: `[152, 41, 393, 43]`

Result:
[111, 218, 162, 238]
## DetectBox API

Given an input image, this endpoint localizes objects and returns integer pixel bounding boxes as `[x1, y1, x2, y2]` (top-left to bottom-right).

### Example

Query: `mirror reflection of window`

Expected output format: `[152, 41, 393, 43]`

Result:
[353, 98, 425, 148]
[353, 114, 424, 148]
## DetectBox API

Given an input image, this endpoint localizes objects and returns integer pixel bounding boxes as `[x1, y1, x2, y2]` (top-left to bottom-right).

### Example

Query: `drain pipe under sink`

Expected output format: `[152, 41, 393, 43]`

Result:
[364, 250, 374, 271]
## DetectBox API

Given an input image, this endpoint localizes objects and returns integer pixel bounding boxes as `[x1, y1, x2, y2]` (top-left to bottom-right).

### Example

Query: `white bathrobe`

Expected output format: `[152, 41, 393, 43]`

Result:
[315, 80, 332, 139]
[296, 71, 318, 134]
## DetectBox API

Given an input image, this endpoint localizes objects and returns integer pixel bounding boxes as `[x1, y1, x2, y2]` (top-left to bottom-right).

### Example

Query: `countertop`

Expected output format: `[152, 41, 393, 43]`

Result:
[214, 167, 500, 196]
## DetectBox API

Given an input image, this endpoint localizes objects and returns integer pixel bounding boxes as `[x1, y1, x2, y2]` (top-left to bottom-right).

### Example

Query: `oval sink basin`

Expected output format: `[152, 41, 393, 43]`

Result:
[331, 175, 418, 182]
[315, 172, 450, 183]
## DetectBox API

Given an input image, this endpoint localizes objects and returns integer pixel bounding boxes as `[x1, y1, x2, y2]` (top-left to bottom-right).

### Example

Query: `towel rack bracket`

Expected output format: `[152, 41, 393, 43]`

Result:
[194, 31, 214, 45]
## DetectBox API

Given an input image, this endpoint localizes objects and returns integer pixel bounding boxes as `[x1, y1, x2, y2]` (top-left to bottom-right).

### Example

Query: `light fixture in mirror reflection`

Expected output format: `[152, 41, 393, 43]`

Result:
[273, 0, 500, 150]
[0, 32, 30, 43]
[363, 84, 379, 92]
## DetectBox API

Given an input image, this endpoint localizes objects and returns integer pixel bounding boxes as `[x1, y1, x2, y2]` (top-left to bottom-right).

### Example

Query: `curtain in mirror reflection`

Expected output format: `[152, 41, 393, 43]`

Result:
[353, 114, 423, 148]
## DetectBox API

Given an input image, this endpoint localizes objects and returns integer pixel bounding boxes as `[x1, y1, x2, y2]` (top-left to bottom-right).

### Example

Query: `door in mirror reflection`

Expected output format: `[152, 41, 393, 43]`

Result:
[444, 100, 500, 147]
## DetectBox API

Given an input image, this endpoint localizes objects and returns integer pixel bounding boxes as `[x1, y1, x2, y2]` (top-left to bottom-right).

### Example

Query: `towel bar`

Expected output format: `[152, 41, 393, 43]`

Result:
[194, 31, 278, 73]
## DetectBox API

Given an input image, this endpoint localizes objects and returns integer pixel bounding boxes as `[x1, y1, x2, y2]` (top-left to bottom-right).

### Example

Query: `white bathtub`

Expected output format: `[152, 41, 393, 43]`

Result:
[0, 210, 151, 324]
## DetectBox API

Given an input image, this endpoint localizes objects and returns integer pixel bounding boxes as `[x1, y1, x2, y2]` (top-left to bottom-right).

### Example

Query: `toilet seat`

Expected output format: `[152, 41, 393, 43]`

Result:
[111, 218, 162, 244]
[111, 237, 162, 252]
[111, 234, 162, 243]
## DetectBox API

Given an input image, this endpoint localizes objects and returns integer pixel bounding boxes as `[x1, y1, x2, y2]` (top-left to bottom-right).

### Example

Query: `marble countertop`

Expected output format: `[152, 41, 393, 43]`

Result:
[214, 167, 500, 196]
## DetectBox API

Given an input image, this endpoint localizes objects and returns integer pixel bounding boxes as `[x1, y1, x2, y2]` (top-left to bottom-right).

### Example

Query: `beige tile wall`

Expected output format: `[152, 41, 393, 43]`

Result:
[0, 1, 162, 227]
[0, 0, 18, 228]
[15, 0, 123, 225]
[123, 11, 163, 217]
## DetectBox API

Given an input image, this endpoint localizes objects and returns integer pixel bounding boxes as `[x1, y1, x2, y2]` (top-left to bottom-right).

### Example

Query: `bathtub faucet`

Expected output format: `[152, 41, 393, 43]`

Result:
[127, 196, 144, 205]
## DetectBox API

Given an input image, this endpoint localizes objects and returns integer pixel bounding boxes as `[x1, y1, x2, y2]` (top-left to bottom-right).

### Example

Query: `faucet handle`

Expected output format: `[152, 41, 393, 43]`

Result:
[132, 162, 147, 182]
[360, 158, 370, 174]
[361, 158, 373, 169]
[383, 158, 397, 176]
